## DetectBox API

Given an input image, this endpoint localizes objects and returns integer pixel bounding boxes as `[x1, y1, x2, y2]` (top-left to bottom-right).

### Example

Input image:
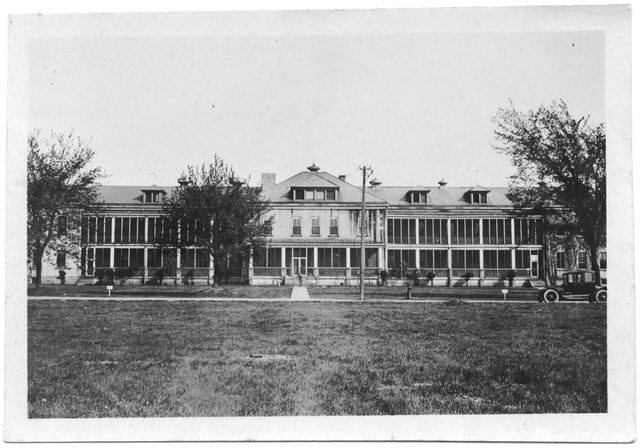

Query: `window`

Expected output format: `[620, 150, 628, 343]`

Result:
[578, 251, 588, 270]
[144, 191, 161, 203]
[115, 217, 146, 243]
[514, 219, 542, 245]
[147, 217, 167, 244]
[357, 211, 372, 237]
[311, 217, 320, 236]
[387, 218, 415, 244]
[470, 192, 488, 204]
[418, 219, 448, 244]
[82, 217, 113, 244]
[253, 247, 283, 268]
[292, 217, 301, 236]
[56, 251, 66, 269]
[147, 248, 163, 268]
[482, 219, 511, 245]
[388, 249, 417, 269]
[94, 248, 110, 268]
[451, 219, 480, 245]
[483, 250, 511, 269]
[556, 252, 566, 270]
[419, 249, 448, 269]
[330, 217, 339, 236]
[293, 189, 338, 201]
[451, 250, 480, 270]
[318, 248, 346, 268]
[409, 191, 428, 204]
[599, 252, 607, 270]
[57, 216, 67, 236]
[350, 248, 379, 268]
[114, 248, 144, 268]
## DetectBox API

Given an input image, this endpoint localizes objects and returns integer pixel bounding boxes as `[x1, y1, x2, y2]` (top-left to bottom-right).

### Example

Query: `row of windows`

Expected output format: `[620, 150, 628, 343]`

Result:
[556, 251, 607, 270]
[82, 247, 212, 269]
[77, 246, 608, 272]
[292, 189, 337, 201]
[387, 218, 541, 246]
[253, 247, 379, 268]
[387, 249, 541, 270]
[292, 217, 339, 236]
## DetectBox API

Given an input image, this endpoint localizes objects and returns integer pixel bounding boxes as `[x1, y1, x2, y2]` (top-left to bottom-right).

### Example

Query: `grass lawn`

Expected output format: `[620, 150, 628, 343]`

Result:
[28, 300, 606, 417]
[27, 284, 293, 299]
[308, 285, 537, 301]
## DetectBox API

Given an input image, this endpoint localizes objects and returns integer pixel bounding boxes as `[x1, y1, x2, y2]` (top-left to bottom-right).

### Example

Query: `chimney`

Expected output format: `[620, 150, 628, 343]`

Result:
[338, 175, 346, 182]
[308, 163, 320, 172]
[369, 178, 382, 188]
[438, 178, 448, 189]
[261, 173, 276, 190]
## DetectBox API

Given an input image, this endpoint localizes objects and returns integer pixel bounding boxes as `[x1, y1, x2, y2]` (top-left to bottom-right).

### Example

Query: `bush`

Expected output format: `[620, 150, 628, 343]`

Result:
[425, 271, 436, 286]
[155, 269, 165, 285]
[462, 272, 474, 286]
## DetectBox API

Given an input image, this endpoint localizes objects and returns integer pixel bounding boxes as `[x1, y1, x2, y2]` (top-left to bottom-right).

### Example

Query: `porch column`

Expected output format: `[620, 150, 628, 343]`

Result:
[345, 246, 351, 285]
[143, 246, 148, 285]
[281, 247, 286, 278]
[479, 248, 484, 287]
[479, 219, 484, 287]
[447, 247, 452, 287]
[313, 247, 319, 279]
[109, 247, 115, 268]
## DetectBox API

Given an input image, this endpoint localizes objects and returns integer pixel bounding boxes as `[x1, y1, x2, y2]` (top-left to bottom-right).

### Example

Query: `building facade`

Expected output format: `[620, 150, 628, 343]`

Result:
[32, 164, 606, 286]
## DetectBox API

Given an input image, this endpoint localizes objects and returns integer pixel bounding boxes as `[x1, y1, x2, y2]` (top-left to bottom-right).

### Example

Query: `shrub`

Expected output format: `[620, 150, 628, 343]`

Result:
[95, 269, 105, 285]
[425, 271, 436, 286]
[462, 271, 474, 286]
[155, 269, 165, 285]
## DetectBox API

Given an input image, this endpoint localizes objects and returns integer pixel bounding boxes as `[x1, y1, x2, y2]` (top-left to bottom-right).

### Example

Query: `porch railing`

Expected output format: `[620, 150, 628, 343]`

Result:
[253, 267, 282, 276]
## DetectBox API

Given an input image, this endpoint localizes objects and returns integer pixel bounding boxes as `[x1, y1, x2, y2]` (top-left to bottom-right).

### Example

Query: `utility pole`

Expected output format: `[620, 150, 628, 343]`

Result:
[358, 166, 372, 301]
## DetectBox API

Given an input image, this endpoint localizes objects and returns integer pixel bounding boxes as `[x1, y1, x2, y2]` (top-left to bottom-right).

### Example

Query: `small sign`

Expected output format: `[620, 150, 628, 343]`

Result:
[106, 286, 113, 290]
[501, 289, 508, 294]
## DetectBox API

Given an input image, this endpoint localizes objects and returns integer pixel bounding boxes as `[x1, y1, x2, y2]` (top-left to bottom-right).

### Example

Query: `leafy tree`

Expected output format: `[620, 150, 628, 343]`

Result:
[493, 100, 606, 284]
[161, 156, 273, 286]
[28, 130, 105, 286]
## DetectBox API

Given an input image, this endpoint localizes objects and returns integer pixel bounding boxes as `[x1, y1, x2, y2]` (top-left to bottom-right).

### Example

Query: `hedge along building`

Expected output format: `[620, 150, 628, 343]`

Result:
[33, 163, 606, 286]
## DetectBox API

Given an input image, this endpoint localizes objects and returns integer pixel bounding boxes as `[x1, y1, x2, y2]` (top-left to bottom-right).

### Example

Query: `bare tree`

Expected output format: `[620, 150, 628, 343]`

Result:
[27, 130, 105, 286]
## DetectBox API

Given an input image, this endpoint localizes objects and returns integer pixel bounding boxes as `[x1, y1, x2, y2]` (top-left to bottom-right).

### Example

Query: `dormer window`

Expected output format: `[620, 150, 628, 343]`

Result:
[145, 191, 162, 203]
[470, 192, 487, 204]
[292, 188, 338, 201]
[141, 186, 167, 203]
[467, 186, 490, 204]
[407, 190, 430, 204]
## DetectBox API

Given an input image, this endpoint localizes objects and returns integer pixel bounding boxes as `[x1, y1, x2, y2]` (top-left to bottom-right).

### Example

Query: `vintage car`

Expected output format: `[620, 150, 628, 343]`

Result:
[538, 271, 607, 303]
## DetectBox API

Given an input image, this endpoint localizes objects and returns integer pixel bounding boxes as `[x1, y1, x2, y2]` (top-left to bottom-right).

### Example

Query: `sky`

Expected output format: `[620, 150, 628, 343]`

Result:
[27, 12, 605, 189]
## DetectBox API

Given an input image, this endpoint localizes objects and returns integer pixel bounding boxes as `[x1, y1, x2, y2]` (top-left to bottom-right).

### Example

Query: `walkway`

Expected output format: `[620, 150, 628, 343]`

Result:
[290, 286, 311, 301]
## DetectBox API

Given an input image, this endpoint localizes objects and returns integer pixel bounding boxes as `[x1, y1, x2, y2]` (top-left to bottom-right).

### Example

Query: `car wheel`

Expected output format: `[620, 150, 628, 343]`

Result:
[542, 289, 560, 303]
[594, 289, 607, 303]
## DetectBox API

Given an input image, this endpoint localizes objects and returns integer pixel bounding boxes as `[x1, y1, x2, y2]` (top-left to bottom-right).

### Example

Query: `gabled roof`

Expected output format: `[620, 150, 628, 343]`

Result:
[467, 185, 491, 192]
[292, 176, 339, 188]
[262, 171, 387, 204]
[140, 185, 167, 193]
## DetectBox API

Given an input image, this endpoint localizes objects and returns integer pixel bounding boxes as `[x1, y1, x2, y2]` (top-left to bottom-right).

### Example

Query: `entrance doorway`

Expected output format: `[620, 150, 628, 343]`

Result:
[293, 257, 307, 276]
